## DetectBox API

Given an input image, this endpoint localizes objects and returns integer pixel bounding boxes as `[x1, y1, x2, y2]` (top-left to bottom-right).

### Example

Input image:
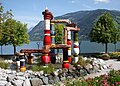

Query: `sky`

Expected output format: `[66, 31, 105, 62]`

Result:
[1, 0, 120, 29]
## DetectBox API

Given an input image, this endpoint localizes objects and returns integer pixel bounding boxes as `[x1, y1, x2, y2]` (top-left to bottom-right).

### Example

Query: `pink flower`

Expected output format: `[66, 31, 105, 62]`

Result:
[115, 82, 119, 85]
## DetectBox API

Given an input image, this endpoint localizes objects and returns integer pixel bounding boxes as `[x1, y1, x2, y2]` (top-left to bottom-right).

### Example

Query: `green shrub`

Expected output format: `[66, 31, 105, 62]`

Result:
[109, 52, 120, 60]
[74, 56, 91, 67]
[101, 53, 110, 60]
[93, 54, 102, 58]
[0, 62, 9, 69]
[31, 64, 54, 74]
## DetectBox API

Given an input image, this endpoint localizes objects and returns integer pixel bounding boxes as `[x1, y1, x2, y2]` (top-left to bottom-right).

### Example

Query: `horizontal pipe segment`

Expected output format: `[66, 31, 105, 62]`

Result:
[51, 19, 70, 24]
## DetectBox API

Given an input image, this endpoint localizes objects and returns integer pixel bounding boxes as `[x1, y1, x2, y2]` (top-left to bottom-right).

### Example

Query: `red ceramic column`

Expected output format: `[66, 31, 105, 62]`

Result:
[42, 8, 53, 64]
[62, 48, 70, 69]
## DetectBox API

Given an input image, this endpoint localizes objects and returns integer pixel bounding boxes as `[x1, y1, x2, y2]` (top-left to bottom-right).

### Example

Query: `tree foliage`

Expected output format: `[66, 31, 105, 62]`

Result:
[0, 3, 13, 45]
[90, 12, 120, 53]
[0, 3, 29, 54]
[54, 24, 64, 44]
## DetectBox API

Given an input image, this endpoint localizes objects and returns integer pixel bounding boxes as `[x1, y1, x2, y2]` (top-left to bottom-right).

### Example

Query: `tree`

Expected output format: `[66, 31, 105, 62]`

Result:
[90, 12, 119, 53]
[111, 24, 120, 51]
[54, 24, 64, 44]
[0, 3, 29, 55]
[4, 18, 30, 54]
[0, 3, 13, 55]
[54, 24, 64, 55]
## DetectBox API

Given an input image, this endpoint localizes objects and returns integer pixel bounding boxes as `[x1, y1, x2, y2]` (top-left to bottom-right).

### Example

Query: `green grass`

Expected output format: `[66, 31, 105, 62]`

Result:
[31, 64, 55, 74]
[0, 61, 9, 69]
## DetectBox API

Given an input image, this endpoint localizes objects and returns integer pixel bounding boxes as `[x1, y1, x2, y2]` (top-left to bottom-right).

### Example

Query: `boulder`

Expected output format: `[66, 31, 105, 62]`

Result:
[42, 76, 49, 85]
[0, 81, 7, 86]
[60, 76, 66, 81]
[85, 64, 93, 70]
[7, 74, 16, 82]
[0, 74, 7, 81]
[53, 76, 59, 84]
[23, 78, 31, 86]
[11, 80, 23, 86]
[30, 78, 43, 86]
[5, 82, 12, 86]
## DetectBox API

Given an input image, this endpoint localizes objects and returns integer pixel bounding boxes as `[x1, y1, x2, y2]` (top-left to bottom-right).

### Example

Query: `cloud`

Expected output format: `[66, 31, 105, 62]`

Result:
[13, 16, 40, 29]
[69, 0, 80, 4]
[94, 0, 109, 4]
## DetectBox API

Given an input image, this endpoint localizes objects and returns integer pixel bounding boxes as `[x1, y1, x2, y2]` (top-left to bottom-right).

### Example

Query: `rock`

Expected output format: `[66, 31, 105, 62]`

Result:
[42, 77, 49, 85]
[16, 72, 24, 76]
[0, 75, 7, 81]
[80, 69, 88, 76]
[38, 75, 44, 79]
[11, 70, 16, 74]
[39, 71, 44, 75]
[85, 64, 93, 70]
[29, 74, 36, 79]
[53, 76, 59, 84]
[26, 70, 33, 74]
[7, 74, 16, 82]
[93, 65, 101, 72]
[11, 80, 23, 86]
[72, 66, 76, 71]
[23, 78, 31, 86]
[48, 79, 54, 84]
[0, 81, 7, 86]
[76, 65, 82, 70]
[48, 75, 54, 84]
[30, 78, 43, 86]
[62, 68, 68, 73]
[58, 69, 63, 74]
[4, 60, 13, 63]
[5, 82, 12, 86]
[83, 57, 87, 61]
[16, 76, 26, 80]
[53, 71, 59, 76]
[66, 76, 73, 80]
[98, 59, 105, 64]
[60, 76, 66, 81]
[6, 69, 12, 74]
[9, 63, 17, 70]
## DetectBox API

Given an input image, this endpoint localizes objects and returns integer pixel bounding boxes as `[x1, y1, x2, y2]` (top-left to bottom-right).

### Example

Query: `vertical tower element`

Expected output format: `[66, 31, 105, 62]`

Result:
[50, 22, 56, 63]
[74, 31, 79, 63]
[42, 8, 53, 45]
[41, 8, 53, 64]
[62, 48, 69, 69]
[19, 55, 26, 72]
[67, 30, 72, 63]
[50, 23, 55, 46]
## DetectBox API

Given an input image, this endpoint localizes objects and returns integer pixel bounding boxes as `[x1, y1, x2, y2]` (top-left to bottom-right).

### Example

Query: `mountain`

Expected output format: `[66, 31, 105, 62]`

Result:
[27, 27, 33, 33]
[28, 21, 44, 41]
[28, 9, 120, 41]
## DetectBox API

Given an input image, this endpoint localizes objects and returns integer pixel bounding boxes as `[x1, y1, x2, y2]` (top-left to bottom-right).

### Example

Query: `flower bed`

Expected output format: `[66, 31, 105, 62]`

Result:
[64, 70, 120, 86]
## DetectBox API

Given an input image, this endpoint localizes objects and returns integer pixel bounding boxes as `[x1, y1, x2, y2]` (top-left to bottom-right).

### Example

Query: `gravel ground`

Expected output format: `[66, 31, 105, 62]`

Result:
[84, 59, 120, 79]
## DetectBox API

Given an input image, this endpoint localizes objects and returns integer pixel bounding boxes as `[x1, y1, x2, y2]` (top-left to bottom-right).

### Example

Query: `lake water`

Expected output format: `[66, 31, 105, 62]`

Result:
[0, 41, 120, 55]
